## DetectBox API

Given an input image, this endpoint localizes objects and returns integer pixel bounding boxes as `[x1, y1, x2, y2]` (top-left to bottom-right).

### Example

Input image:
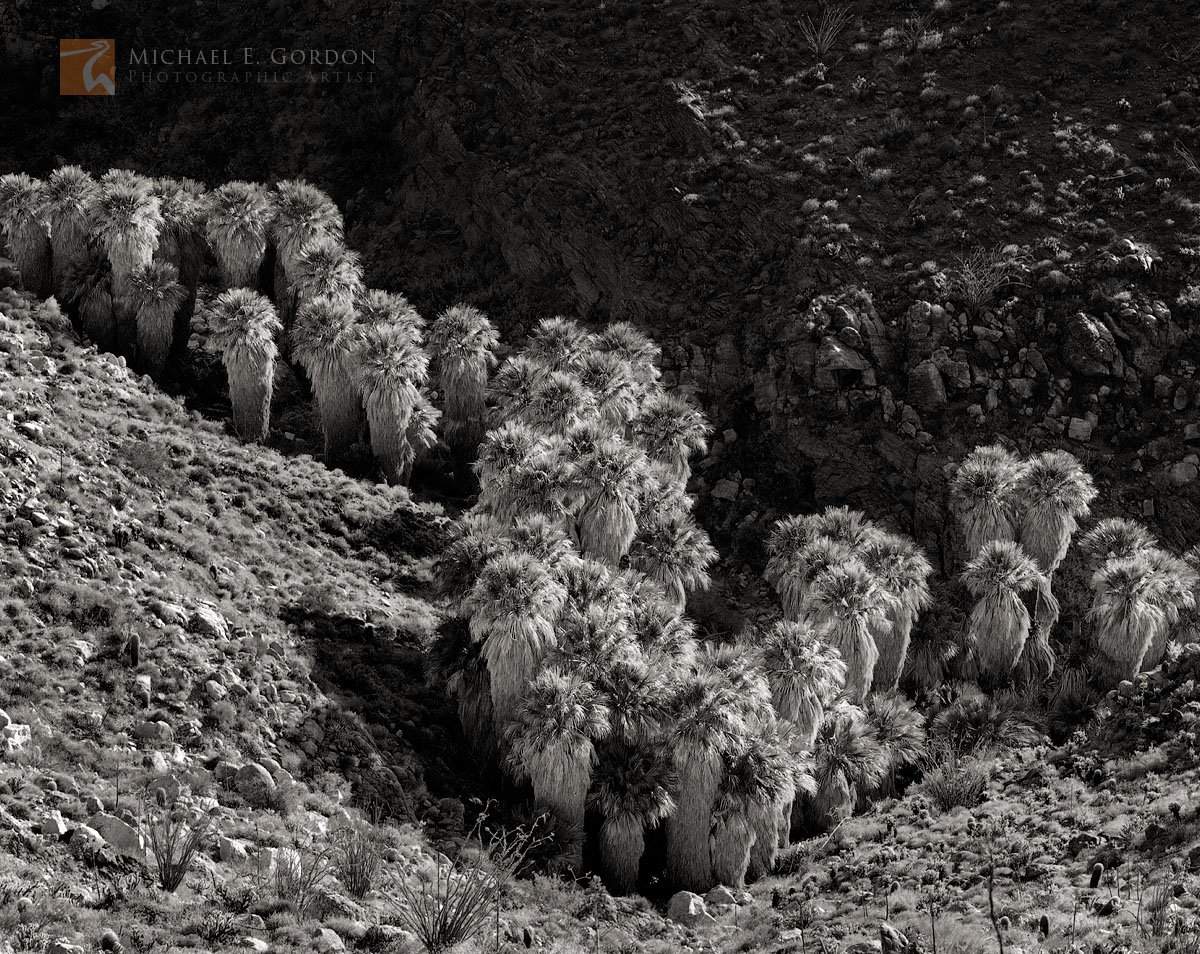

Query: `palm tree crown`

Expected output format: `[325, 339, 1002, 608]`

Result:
[523, 316, 596, 373]
[949, 444, 1025, 559]
[631, 392, 712, 483]
[205, 288, 282, 442]
[1015, 449, 1098, 576]
[596, 321, 662, 386]
[205, 180, 273, 287]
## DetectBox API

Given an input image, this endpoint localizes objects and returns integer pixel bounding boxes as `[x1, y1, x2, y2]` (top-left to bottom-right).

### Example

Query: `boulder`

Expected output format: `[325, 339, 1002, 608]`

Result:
[132, 721, 173, 744]
[1067, 418, 1094, 441]
[219, 835, 250, 863]
[1062, 312, 1121, 376]
[315, 927, 346, 953]
[190, 605, 229, 640]
[2, 722, 30, 753]
[87, 812, 145, 858]
[814, 336, 872, 390]
[41, 811, 68, 837]
[907, 360, 947, 412]
[704, 885, 737, 907]
[234, 763, 276, 802]
[666, 891, 716, 926]
[70, 825, 105, 853]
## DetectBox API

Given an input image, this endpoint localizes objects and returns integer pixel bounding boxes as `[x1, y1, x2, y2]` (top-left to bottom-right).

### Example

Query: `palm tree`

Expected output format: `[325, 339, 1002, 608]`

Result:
[664, 671, 747, 893]
[62, 252, 114, 350]
[948, 444, 1025, 560]
[860, 531, 934, 692]
[205, 181, 273, 288]
[427, 303, 500, 468]
[1015, 449, 1098, 578]
[552, 604, 640, 686]
[764, 515, 816, 591]
[578, 351, 642, 433]
[150, 177, 208, 359]
[489, 356, 547, 427]
[596, 658, 670, 745]
[464, 553, 567, 731]
[628, 512, 717, 612]
[290, 235, 363, 310]
[428, 617, 499, 763]
[43, 165, 99, 301]
[776, 538, 854, 622]
[1140, 548, 1199, 671]
[523, 316, 595, 373]
[270, 179, 344, 321]
[507, 514, 574, 574]
[290, 295, 364, 463]
[0, 173, 51, 299]
[507, 666, 610, 875]
[205, 288, 282, 443]
[961, 541, 1043, 683]
[860, 691, 927, 800]
[358, 289, 424, 342]
[1078, 518, 1158, 578]
[630, 598, 699, 676]
[807, 561, 892, 702]
[1090, 555, 1169, 686]
[127, 260, 187, 378]
[517, 370, 597, 436]
[715, 722, 799, 887]
[434, 512, 506, 614]
[404, 390, 442, 479]
[636, 461, 693, 526]
[1178, 547, 1200, 645]
[699, 642, 776, 726]
[474, 424, 572, 526]
[354, 323, 429, 485]
[804, 703, 888, 833]
[1014, 573, 1060, 686]
[631, 393, 712, 484]
[91, 180, 164, 358]
[596, 321, 662, 387]
[589, 741, 677, 894]
[755, 621, 847, 748]
[575, 438, 647, 566]
[809, 506, 875, 552]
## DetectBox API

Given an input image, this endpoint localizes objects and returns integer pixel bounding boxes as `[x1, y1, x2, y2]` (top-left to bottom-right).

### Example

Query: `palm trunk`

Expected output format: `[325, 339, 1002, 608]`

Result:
[365, 394, 416, 486]
[1019, 510, 1073, 579]
[311, 367, 361, 464]
[872, 605, 914, 692]
[961, 506, 1015, 562]
[747, 803, 781, 881]
[8, 220, 52, 299]
[136, 302, 176, 378]
[50, 218, 91, 302]
[970, 590, 1030, 681]
[598, 816, 644, 895]
[825, 620, 879, 703]
[533, 756, 590, 876]
[227, 351, 275, 443]
[1140, 620, 1173, 673]
[578, 495, 637, 567]
[810, 773, 852, 833]
[665, 750, 720, 892]
[711, 812, 754, 889]
[79, 286, 115, 352]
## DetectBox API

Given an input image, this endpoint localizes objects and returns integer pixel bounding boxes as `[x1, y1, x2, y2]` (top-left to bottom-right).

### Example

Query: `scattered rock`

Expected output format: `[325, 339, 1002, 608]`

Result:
[41, 811, 68, 837]
[1168, 459, 1198, 486]
[189, 605, 229, 640]
[132, 721, 173, 744]
[1067, 417, 1094, 441]
[907, 360, 948, 412]
[666, 891, 716, 926]
[315, 927, 346, 953]
[234, 763, 276, 802]
[711, 477, 740, 501]
[87, 813, 145, 858]
[219, 835, 250, 863]
[704, 885, 737, 907]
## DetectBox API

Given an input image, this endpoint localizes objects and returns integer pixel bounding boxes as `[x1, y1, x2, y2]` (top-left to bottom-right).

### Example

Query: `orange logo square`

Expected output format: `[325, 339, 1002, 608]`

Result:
[60, 39, 116, 96]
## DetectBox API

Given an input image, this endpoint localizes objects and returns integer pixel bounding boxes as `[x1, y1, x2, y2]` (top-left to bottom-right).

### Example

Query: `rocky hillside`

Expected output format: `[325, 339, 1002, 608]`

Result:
[4, 0, 1198, 558]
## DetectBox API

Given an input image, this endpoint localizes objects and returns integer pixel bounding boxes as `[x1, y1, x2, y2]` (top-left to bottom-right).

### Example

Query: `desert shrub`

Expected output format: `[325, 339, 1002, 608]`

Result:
[334, 821, 383, 899]
[145, 798, 214, 892]
[384, 813, 547, 954]
[949, 246, 1019, 314]
[274, 844, 335, 920]
[917, 749, 991, 811]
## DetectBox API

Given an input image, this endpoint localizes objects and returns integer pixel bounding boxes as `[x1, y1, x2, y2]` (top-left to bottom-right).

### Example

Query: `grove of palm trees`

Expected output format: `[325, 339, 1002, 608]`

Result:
[4, 2, 1200, 930]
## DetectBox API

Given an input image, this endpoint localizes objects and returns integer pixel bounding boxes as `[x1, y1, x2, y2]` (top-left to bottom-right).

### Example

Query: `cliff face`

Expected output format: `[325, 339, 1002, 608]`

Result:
[3, 0, 1199, 551]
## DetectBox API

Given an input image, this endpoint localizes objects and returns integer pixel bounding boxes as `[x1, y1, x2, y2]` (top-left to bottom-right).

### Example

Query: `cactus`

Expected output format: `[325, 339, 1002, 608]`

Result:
[999, 916, 1011, 932]
[1090, 862, 1104, 889]
[127, 630, 140, 668]
[100, 929, 124, 953]
[1038, 914, 1049, 937]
